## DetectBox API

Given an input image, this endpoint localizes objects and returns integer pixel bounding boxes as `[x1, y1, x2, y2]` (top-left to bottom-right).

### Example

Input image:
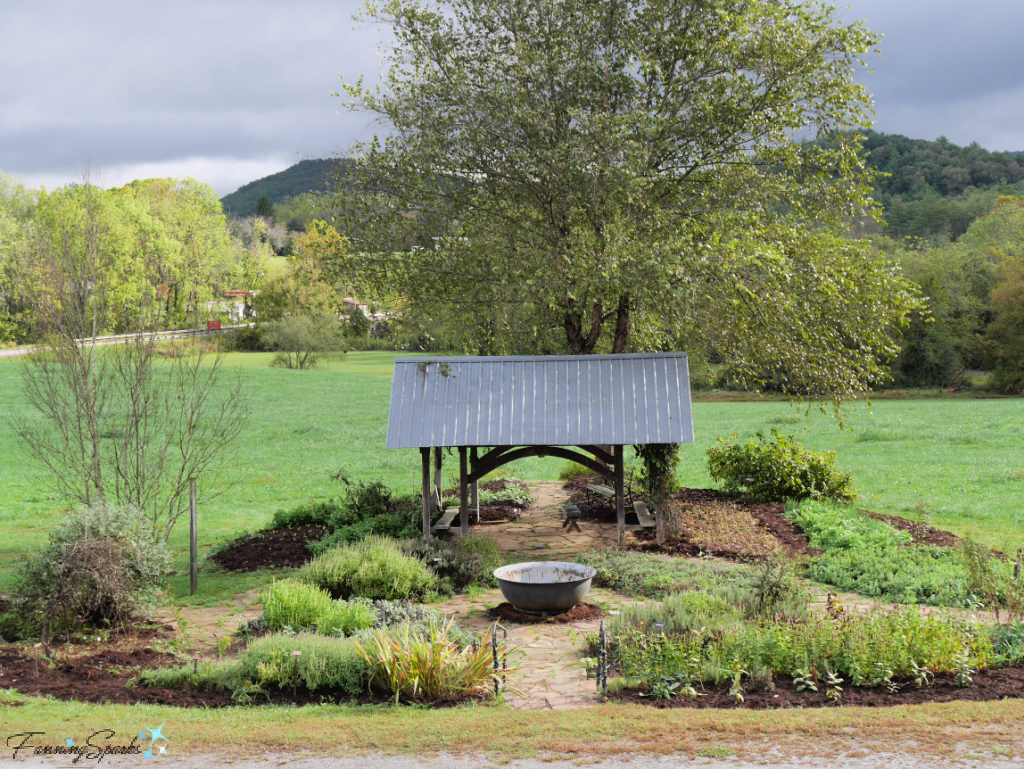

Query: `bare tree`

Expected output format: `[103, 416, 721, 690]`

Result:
[13, 179, 250, 542]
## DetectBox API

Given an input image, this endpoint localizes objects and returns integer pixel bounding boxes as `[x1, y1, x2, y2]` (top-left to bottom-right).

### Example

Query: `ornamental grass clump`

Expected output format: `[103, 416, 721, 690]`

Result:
[356, 617, 508, 702]
[260, 579, 334, 631]
[134, 659, 243, 693]
[303, 535, 437, 600]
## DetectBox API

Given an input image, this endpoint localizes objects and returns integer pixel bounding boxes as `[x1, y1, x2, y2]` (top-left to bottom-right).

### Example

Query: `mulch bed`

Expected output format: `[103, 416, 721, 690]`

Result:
[487, 602, 605, 624]
[0, 644, 484, 709]
[862, 510, 962, 549]
[612, 665, 1024, 709]
[210, 525, 329, 572]
[633, 489, 820, 561]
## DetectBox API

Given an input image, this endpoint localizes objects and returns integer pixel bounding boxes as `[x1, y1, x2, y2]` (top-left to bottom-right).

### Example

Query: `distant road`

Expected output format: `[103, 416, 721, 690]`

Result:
[0, 325, 250, 359]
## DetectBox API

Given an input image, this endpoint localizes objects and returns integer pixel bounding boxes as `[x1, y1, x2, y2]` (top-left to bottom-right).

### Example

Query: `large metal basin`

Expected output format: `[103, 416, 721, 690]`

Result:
[493, 561, 597, 614]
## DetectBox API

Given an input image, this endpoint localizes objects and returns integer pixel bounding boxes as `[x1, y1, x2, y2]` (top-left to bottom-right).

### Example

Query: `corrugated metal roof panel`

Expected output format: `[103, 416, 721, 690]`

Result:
[385, 353, 694, 449]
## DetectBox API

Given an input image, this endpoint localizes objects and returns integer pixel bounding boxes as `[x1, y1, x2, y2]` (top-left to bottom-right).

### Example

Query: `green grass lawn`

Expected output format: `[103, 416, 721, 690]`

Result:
[1, 351, 1022, 596]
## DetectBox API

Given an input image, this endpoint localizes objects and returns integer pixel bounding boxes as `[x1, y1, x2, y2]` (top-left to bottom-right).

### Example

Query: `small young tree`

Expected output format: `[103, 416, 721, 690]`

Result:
[12, 181, 250, 542]
[633, 443, 680, 544]
[261, 311, 348, 369]
[254, 194, 276, 223]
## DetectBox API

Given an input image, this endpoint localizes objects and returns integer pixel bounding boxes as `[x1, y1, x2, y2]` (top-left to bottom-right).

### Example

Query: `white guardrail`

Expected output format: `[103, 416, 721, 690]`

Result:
[0, 324, 253, 359]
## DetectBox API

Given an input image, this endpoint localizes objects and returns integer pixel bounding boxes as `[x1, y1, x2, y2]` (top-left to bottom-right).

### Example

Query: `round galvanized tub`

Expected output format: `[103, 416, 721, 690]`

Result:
[493, 561, 597, 614]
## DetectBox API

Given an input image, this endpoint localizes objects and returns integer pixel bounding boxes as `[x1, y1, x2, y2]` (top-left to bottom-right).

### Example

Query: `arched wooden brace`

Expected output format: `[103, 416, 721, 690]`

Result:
[467, 445, 615, 485]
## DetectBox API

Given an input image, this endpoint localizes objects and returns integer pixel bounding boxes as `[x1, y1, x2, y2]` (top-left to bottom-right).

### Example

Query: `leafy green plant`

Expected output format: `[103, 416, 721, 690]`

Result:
[260, 579, 334, 631]
[134, 659, 243, 693]
[793, 667, 817, 692]
[355, 617, 507, 702]
[707, 429, 855, 503]
[243, 632, 371, 694]
[303, 536, 437, 600]
[407, 534, 503, 593]
[558, 462, 590, 482]
[574, 548, 702, 598]
[315, 600, 376, 637]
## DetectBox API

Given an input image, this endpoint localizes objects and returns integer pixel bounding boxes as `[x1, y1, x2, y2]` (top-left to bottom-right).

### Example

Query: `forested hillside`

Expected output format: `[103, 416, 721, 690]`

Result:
[862, 131, 1024, 241]
[221, 158, 350, 216]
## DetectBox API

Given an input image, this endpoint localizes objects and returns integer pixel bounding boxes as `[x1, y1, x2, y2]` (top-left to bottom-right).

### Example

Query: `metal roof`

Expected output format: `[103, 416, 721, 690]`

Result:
[385, 353, 694, 449]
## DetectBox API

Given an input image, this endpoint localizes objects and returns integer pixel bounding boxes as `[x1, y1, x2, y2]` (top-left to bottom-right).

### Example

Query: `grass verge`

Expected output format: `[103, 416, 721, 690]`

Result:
[2, 694, 1022, 760]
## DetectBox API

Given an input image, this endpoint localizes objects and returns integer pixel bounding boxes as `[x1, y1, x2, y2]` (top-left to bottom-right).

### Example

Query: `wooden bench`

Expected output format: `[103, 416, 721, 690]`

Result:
[431, 506, 459, 533]
[587, 483, 615, 499]
[559, 504, 582, 533]
[632, 501, 656, 529]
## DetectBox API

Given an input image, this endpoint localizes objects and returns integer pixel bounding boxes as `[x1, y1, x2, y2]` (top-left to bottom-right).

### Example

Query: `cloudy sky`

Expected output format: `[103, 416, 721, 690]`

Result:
[2, 0, 1022, 197]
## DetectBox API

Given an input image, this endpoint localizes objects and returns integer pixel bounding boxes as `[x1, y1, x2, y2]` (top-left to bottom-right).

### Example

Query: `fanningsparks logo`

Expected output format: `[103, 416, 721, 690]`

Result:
[7, 722, 169, 763]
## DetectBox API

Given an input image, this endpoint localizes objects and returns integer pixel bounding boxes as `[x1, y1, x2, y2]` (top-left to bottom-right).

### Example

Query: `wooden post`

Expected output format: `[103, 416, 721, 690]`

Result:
[614, 445, 625, 546]
[459, 446, 469, 536]
[656, 491, 666, 545]
[471, 446, 479, 524]
[189, 478, 198, 595]
[433, 447, 443, 512]
[421, 447, 431, 541]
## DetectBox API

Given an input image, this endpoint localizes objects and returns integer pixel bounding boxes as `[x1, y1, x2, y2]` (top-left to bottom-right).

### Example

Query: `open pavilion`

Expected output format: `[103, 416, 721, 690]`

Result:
[385, 353, 695, 540]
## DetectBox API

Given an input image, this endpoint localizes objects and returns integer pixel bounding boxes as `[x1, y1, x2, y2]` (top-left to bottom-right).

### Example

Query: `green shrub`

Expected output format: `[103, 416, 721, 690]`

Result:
[12, 503, 171, 632]
[271, 499, 345, 530]
[260, 579, 334, 631]
[407, 534, 503, 593]
[134, 659, 244, 693]
[303, 536, 437, 600]
[315, 601, 376, 637]
[991, 621, 1024, 666]
[244, 633, 371, 694]
[707, 429, 855, 503]
[558, 462, 590, 482]
[221, 324, 266, 352]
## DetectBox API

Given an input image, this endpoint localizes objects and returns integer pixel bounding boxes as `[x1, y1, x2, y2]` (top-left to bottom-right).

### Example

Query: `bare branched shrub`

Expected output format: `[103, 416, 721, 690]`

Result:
[13, 503, 171, 640]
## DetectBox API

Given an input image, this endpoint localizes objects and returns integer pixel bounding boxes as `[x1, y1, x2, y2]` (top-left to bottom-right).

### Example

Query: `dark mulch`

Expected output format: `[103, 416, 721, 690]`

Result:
[210, 524, 329, 572]
[487, 602, 605, 624]
[632, 489, 819, 561]
[862, 510, 962, 549]
[0, 645, 485, 709]
[561, 476, 622, 522]
[612, 665, 1024, 709]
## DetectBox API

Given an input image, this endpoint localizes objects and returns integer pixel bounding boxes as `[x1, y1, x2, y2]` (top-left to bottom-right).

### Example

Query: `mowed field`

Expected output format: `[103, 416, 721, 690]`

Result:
[0, 350, 1022, 595]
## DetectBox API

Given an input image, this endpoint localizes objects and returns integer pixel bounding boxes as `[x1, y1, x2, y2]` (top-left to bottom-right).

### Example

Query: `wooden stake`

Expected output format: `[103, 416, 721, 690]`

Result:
[421, 447, 431, 541]
[459, 446, 469, 536]
[433, 447, 443, 512]
[471, 446, 479, 523]
[614, 446, 625, 545]
[189, 478, 198, 596]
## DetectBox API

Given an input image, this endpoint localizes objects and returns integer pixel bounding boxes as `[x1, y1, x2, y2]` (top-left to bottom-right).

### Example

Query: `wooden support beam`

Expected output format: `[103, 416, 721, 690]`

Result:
[433, 447, 443, 512]
[420, 447, 431, 541]
[470, 446, 479, 524]
[459, 446, 469, 536]
[614, 445, 625, 545]
[468, 445, 614, 484]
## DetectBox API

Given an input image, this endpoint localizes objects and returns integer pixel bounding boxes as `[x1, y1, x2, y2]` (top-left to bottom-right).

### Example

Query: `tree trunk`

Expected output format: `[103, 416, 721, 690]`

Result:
[564, 301, 603, 355]
[611, 295, 630, 354]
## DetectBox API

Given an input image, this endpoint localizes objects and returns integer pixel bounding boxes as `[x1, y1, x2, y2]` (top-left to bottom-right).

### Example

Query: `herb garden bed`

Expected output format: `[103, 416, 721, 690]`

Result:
[612, 665, 1024, 709]
[0, 645, 483, 708]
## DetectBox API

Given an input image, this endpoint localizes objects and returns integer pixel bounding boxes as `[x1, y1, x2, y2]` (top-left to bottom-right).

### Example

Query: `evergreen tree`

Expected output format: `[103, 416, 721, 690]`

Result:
[254, 194, 276, 222]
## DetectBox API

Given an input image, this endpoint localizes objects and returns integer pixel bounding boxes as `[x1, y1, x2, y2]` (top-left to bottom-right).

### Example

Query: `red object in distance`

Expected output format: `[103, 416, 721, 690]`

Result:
[207, 320, 222, 330]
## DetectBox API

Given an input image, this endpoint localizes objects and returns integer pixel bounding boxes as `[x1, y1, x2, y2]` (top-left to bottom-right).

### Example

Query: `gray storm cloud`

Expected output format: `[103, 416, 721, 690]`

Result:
[1, 0, 1021, 195]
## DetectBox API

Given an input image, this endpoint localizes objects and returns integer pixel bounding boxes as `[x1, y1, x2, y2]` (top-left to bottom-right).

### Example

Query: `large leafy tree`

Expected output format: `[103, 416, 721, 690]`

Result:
[337, 0, 921, 401]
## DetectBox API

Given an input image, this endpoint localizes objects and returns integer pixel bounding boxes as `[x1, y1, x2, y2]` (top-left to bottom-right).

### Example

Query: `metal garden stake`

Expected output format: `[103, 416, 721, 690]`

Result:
[491, 623, 507, 696]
